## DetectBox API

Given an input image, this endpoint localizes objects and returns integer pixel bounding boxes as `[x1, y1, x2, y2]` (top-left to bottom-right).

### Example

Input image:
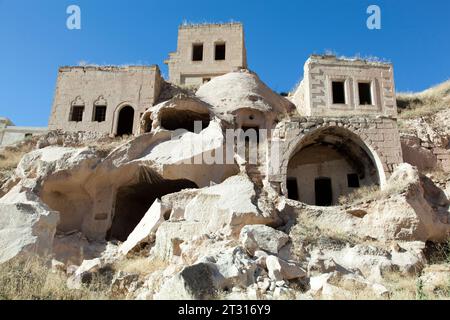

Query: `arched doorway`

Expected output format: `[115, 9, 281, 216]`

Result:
[286, 127, 381, 206]
[117, 106, 134, 136]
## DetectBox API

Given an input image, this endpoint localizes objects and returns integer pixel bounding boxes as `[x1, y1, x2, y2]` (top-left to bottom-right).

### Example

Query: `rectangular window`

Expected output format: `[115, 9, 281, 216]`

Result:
[332, 81, 346, 104]
[192, 44, 203, 61]
[215, 43, 226, 60]
[93, 105, 107, 122]
[358, 82, 372, 105]
[70, 106, 84, 122]
[347, 173, 360, 188]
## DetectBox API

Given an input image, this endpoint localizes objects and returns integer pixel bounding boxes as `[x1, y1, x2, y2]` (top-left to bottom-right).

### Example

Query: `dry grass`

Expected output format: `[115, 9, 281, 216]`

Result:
[289, 214, 360, 262]
[379, 272, 418, 300]
[0, 257, 113, 300]
[338, 180, 407, 206]
[113, 256, 168, 277]
[0, 141, 35, 171]
[397, 80, 450, 119]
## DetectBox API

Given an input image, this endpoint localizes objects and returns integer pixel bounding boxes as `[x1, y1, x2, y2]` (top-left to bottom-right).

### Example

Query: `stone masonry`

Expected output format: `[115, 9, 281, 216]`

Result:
[48, 65, 163, 136]
[269, 116, 403, 194]
[0, 117, 47, 147]
[292, 55, 397, 117]
[165, 23, 247, 85]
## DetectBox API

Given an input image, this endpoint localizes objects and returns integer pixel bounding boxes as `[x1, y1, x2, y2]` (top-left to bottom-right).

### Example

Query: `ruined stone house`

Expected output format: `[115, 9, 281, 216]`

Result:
[48, 65, 163, 136]
[164, 22, 247, 85]
[41, 22, 404, 241]
[273, 54, 402, 205]
[0, 117, 47, 146]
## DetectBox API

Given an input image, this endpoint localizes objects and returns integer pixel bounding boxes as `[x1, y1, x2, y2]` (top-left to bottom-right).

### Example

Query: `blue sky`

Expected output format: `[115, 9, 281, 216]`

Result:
[0, 0, 449, 126]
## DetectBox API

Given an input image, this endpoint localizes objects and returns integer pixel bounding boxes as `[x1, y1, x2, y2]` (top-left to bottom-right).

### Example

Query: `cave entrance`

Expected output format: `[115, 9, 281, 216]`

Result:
[117, 106, 134, 136]
[160, 109, 210, 133]
[107, 178, 198, 241]
[286, 127, 381, 206]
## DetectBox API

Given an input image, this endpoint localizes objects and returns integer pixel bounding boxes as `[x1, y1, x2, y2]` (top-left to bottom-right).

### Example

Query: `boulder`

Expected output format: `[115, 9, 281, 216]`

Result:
[119, 199, 165, 256]
[67, 258, 102, 289]
[151, 221, 204, 262]
[0, 186, 59, 264]
[266, 255, 306, 281]
[199, 246, 258, 289]
[183, 175, 276, 237]
[361, 164, 450, 242]
[307, 250, 339, 276]
[155, 263, 221, 300]
[110, 272, 141, 297]
[239, 224, 290, 256]
[51, 259, 66, 273]
[314, 242, 426, 282]
[309, 271, 390, 300]
[67, 258, 114, 290]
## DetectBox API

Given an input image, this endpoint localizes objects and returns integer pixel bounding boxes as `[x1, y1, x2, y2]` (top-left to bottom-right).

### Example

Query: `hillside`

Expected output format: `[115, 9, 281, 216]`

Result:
[0, 72, 449, 301]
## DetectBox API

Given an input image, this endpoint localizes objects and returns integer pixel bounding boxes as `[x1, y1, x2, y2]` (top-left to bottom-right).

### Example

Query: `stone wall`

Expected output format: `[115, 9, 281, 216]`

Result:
[0, 117, 47, 146]
[165, 23, 247, 85]
[48, 65, 163, 136]
[268, 116, 403, 194]
[0, 126, 48, 146]
[292, 55, 397, 117]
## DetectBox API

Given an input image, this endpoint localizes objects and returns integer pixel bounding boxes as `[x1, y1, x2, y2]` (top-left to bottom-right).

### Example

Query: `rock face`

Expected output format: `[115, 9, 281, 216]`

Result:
[284, 164, 450, 243]
[155, 263, 220, 300]
[265, 255, 306, 281]
[196, 70, 294, 121]
[1, 69, 450, 301]
[0, 186, 59, 263]
[361, 164, 450, 242]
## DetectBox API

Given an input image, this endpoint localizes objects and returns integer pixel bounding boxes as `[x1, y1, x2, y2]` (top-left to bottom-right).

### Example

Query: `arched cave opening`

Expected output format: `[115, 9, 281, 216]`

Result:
[160, 109, 210, 133]
[286, 128, 380, 206]
[107, 177, 198, 242]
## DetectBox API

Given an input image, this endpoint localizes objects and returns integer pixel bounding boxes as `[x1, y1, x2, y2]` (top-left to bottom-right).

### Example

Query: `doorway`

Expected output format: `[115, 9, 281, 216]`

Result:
[117, 106, 134, 136]
[315, 177, 333, 206]
[287, 178, 299, 201]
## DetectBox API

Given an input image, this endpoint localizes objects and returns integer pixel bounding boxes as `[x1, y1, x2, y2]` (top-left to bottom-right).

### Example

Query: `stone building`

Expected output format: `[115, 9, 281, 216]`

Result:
[291, 55, 397, 117]
[48, 65, 163, 136]
[164, 23, 247, 85]
[0, 117, 47, 146]
[269, 55, 402, 205]
[44, 22, 404, 210]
